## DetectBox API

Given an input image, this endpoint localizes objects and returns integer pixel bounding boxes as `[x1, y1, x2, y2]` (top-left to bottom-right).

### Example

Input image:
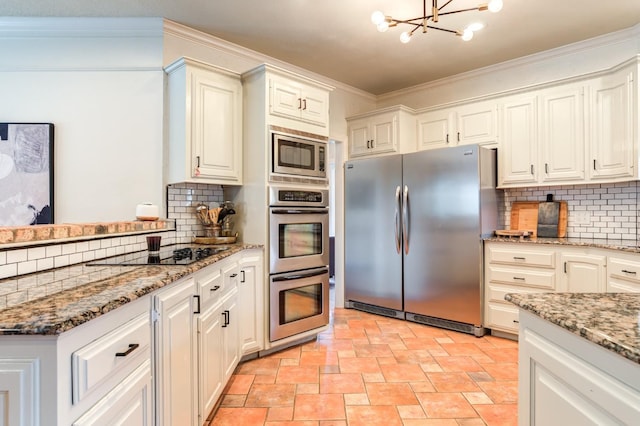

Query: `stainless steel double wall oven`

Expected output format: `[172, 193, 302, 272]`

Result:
[268, 186, 330, 342]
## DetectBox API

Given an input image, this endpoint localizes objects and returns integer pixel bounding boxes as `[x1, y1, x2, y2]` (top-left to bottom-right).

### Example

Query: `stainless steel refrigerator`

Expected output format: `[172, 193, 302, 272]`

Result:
[344, 144, 499, 336]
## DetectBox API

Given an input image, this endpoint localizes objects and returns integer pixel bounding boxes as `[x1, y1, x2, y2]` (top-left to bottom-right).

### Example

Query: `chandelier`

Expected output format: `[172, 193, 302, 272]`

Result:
[371, 0, 504, 43]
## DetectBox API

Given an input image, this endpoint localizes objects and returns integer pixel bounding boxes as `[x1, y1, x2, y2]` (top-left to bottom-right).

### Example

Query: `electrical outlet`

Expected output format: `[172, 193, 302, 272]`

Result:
[573, 211, 591, 226]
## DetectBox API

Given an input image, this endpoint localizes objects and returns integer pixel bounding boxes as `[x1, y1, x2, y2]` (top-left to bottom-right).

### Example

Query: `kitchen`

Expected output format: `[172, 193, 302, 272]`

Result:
[1, 0, 640, 425]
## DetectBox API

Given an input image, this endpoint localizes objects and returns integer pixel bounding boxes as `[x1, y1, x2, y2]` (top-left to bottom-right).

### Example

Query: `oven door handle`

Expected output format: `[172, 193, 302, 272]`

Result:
[271, 209, 329, 215]
[272, 269, 329, 281]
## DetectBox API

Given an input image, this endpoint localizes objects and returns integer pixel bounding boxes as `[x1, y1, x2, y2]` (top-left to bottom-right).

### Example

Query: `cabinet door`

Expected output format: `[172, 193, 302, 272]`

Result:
[154, 277, 198, 426]
[559, 252, 606, 292]
[198, 300, 224, 422]
[0, 359, 38, 426]
[222, 290, 240, 381]
[369, 112, 396, 154]
[417, 109, 451, 150]
[589, 68, 635, 180]
[456, 102, 497, 146]
[499, 95, 538, 185]
[191, 67, 243, 183]
[300, 85, 329, 126]
[270, 77, 301, 119]
[238, 256, 264, 355]
[348, 118, 371, 157]
[539, 85, 585, 183]
[72, 360, 153, 426]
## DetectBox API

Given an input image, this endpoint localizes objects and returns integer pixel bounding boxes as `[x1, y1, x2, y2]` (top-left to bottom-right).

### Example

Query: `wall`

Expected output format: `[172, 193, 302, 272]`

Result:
[0, 17, 165, 223]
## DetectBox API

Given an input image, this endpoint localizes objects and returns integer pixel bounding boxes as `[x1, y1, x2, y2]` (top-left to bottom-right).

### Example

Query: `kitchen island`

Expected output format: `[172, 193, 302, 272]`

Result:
[506, 292, 640, 425]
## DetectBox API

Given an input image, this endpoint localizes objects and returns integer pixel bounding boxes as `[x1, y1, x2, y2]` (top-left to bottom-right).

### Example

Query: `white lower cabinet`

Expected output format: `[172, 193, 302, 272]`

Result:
[484, 242, 557, 335]
[558, 249, 606, 292]
[154, 276, 199, 426]
[155, 250, 262, 426]
[484, 241, 629, 337]
[238, 249, 264, 355]
[72, 360, 153, 426]
[518, 310, 640, 425]
[0, 358, 39, 426]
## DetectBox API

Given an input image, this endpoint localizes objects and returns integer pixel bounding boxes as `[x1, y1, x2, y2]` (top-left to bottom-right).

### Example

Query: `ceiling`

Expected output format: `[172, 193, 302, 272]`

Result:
[3, 0, 640, 95]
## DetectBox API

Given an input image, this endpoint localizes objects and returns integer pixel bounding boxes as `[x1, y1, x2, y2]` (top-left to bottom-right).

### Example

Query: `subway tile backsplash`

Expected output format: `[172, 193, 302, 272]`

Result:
[166, 182, 224, 242]
[504, 181, 639, 240]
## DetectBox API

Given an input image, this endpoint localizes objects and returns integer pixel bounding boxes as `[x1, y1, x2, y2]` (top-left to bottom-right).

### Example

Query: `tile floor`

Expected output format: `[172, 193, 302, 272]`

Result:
[209, 286, 519, 425]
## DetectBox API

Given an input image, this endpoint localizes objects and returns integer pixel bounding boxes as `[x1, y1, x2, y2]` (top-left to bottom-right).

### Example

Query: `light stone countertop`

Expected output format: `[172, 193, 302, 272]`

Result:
[0, 244, 262, 335]
[484, 236, 640, 253]
[506, 292, 640, 365]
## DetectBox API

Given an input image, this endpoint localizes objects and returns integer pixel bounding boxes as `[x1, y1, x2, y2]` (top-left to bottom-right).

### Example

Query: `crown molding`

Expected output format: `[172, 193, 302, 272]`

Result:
[0, 17, 163, 37]
[163, 19, 375, 101]
[378, 23, 640, 102]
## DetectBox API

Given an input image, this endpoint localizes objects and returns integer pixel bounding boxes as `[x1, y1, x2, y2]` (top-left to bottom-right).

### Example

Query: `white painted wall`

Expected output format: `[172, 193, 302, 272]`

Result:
[0, 18, 165, 223]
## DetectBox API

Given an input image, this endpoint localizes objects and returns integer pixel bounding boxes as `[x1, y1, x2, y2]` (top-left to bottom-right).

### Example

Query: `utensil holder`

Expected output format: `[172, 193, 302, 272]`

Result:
[204, 225, 221, 237]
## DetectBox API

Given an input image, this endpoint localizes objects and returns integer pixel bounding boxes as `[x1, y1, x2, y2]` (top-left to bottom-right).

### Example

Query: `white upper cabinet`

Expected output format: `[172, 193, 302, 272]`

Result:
[166, 57, 243, 185]
[499, 94, 539, 185]
[539, 84, 586, 183]
[417, 100, 497, 150]
[589, 65, 635, 181]
[270, 75, 329, 128]
[347, 105, 416, 158]
[499, 83, 587, 187]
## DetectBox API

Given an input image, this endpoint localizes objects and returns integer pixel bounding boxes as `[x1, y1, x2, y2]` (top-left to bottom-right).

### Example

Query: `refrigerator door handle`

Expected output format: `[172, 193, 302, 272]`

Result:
[395, 186, 401, 254]
[402, 185, 410, 254]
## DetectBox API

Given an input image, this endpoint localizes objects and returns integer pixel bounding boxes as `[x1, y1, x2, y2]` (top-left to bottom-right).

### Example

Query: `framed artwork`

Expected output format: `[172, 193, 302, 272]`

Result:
[0, 123, 54, 226]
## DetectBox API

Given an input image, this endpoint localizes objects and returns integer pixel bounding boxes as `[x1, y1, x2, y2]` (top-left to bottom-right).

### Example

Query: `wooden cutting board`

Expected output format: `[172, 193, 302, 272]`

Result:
[510, 202, 540, 237]
[510, 201, 568, 238]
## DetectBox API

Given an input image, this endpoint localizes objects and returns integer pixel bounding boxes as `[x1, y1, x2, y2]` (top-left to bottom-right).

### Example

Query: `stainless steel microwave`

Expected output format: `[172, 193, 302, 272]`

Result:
[271, 131, 327, 179]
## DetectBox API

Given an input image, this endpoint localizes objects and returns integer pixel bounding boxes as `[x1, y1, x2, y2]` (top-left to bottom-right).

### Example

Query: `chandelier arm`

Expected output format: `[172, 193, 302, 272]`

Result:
[425, 25, 460, 34]
[438, 0, 455, 11]
[437, 7, 484, 16]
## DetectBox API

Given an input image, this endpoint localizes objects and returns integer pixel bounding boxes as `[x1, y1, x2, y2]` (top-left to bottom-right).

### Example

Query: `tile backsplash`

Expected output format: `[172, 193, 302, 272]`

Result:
[504, 181, 639, 240]
[166, 182, 224, 242]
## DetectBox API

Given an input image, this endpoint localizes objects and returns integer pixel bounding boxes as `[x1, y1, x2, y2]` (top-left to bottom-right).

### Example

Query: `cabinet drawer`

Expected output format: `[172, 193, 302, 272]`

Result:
[198, 264, 224, 308]
[72, 312, 150, 404]
[486, 303, 520, 333]
[486, 283, 545, 304]
[608, 257, 640, 284]
[488, 246, 555, 268]
[607, 278, 640, 293]
[487, 266, 556, 289]
[222, 260, 240, 293]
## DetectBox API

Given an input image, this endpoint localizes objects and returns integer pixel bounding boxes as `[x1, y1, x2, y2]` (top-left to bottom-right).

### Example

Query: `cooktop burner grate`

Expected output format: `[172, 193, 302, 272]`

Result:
[87, 245, 228, 266]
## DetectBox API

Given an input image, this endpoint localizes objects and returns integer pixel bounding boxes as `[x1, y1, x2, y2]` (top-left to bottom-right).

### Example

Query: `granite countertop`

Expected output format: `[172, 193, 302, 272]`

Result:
[0, 244, 261, 336]
[506, 292, 640, 365]
[485, 236, 640, 253]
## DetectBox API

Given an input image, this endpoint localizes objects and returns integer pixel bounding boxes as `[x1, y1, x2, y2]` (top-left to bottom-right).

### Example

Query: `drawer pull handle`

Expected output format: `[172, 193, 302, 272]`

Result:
[513, 257, 526, 260]
[115, 343, 139, 357]
[211, 285, 221, 291]
[230, 273, 238, 278]
[222, 310, 230, 327]
[513, 277, 525, 281]
[241, 270, 246, 283]
[513, 320, 520, 324]
[194, 295, 201, 314]
[622, 269, 637, 275]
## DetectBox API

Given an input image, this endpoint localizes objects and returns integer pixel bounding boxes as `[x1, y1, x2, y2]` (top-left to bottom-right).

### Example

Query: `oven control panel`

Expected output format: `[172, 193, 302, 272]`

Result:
[269, 186, 328, 207]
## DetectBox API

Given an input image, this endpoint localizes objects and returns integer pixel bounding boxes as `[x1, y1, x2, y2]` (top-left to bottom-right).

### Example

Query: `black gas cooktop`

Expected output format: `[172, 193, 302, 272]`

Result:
[87, 245, 228, 266]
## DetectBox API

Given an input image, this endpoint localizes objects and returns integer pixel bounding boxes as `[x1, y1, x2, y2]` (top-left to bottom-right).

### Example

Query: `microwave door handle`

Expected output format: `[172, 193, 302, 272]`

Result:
[395, 186, 401, 254]
[272, 269, 329, 281]
[271, 209, 329, 215]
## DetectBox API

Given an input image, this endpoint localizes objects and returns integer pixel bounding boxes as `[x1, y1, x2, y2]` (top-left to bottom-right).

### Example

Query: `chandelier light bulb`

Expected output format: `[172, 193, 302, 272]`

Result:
[488, 0, 503, 13]
[371, 10, 386, 25]
[461, 29, 474, 41]
[377, 21, 390, 32]
[400, 31, 412, 43]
